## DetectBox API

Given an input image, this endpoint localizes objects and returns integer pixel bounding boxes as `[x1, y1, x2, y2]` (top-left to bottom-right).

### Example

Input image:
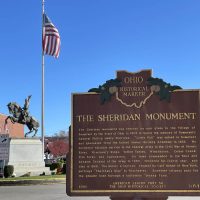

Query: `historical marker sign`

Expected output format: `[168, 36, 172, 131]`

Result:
[0, 134, 9, 160]
[67, 70, 200, 198]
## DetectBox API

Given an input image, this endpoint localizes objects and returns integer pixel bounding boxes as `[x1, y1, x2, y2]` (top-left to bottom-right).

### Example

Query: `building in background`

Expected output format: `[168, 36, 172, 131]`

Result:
[0, 113, 24, 138]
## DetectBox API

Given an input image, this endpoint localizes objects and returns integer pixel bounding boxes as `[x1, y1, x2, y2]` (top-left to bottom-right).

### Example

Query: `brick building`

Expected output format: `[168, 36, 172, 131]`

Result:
[0, 113, 24, 138]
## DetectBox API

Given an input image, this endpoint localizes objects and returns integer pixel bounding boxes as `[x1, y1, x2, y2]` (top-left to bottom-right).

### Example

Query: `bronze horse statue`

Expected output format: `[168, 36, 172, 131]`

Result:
[5, 96, 39, 137]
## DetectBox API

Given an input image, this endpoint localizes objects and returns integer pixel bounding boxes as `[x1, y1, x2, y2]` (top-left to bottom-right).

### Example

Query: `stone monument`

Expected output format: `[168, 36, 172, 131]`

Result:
[8, 138, 51, 177]
[4, 96, 50, 176]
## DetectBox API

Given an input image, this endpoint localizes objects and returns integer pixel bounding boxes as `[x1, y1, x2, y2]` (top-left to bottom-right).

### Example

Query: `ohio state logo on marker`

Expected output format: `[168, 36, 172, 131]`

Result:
[116, 70, 153, 108]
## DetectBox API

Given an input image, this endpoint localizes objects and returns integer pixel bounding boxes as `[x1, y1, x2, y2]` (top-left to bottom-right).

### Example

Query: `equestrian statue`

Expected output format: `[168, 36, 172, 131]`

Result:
[5, 95, 40, 137]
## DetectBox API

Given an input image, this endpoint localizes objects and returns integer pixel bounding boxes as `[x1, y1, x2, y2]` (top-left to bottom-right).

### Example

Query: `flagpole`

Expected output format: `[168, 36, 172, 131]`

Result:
[42, 0, 45, 161]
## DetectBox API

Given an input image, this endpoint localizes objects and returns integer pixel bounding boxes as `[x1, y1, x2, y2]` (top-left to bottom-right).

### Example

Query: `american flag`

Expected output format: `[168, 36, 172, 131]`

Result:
[42, 14, 61, 58]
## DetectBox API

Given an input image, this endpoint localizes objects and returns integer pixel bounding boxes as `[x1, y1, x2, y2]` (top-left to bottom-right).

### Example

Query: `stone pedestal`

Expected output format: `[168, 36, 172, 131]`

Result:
[8, 138, 51, 177]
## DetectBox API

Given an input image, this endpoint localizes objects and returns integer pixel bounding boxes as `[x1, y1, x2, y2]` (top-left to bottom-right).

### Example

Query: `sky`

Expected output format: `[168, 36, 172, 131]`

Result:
[0, 0, 200, 137]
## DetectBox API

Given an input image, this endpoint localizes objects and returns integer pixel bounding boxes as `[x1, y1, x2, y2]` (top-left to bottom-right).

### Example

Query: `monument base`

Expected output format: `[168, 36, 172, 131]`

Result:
[8, 138, 51, 177]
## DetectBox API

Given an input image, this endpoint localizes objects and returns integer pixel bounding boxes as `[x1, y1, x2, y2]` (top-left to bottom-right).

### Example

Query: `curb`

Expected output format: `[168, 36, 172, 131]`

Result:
[0, 178, 66, 186]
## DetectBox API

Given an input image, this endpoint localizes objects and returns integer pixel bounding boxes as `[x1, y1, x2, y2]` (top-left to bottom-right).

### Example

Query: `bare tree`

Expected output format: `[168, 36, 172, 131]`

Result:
[53, 130, 68, 138]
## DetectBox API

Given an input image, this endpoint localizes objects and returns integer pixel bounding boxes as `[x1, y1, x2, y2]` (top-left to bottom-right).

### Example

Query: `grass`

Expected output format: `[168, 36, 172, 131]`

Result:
[0, 174, 65, 181]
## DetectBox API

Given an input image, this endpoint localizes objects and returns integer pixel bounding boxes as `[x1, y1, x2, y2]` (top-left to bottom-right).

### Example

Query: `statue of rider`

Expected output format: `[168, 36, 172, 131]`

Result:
[21, 95, 32, 123]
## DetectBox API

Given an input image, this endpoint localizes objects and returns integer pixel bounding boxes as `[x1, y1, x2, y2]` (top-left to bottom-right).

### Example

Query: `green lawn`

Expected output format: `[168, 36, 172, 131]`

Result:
[0, 174, 65, 181]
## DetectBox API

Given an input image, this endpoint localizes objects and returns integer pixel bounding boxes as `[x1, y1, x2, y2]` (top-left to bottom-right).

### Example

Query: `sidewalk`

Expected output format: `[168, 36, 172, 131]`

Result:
[0, 175, 66, 186]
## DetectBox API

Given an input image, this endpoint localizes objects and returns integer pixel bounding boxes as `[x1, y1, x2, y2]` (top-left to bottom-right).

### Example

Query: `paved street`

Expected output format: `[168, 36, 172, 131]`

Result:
[0, 183, 109, 200]
[0, 183, 200, 200]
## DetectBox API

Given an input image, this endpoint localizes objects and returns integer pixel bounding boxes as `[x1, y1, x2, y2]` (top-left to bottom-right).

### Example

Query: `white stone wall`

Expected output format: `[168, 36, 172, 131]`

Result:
[8, 138, 50, 176]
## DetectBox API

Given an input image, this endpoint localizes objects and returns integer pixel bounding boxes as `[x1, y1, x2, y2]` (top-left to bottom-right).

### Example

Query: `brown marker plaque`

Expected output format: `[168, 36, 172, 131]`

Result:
[67, 70, 200, 198]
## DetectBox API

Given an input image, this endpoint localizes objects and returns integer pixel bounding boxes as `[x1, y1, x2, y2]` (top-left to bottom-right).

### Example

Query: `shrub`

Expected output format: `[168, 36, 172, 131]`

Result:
[4, 165, 14, 178]
[45, 163, 51, 168]
[56, 167, 62, 175]
[62, 163, 66, 174]
[51, 171, 56, 175]
[50, 164, 55, 171]
[50, 162, 61, 171]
